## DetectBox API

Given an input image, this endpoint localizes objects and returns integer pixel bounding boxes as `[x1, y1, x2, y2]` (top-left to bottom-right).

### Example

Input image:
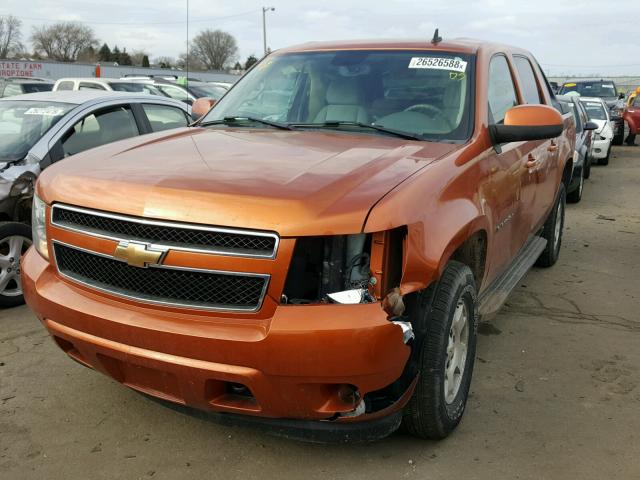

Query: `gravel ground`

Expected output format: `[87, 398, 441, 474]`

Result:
[1, 146, 639, 479]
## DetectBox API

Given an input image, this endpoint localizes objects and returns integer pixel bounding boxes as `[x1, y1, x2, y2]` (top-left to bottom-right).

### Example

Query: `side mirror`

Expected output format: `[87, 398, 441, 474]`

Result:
[490, 104, 564, 144]
[192, 97, 216, 120]
[619, 92, 625, 100]
[584, 121, 599, 131]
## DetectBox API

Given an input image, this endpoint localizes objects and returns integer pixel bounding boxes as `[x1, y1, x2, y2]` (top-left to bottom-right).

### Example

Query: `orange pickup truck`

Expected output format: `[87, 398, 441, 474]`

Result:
[23, 38, 575, 442]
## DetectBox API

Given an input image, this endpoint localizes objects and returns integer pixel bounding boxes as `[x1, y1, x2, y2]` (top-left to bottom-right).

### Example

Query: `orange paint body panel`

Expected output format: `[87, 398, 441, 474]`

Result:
[22, 38, 575, 433]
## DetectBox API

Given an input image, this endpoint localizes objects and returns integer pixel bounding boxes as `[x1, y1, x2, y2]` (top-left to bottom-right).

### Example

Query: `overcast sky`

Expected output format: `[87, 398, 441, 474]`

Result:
[2, 0, 639, 77]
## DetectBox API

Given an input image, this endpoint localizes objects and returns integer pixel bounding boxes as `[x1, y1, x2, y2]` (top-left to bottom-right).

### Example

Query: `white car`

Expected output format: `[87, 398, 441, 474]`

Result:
[580, 97, 613, 165]
[53, 78, 165, 97]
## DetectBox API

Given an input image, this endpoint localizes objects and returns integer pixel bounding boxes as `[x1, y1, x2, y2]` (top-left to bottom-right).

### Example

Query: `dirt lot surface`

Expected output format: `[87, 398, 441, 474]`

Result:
[1, 147, 639, 479]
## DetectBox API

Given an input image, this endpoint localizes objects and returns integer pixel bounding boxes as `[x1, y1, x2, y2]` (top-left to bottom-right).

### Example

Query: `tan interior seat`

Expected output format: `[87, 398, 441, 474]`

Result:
[313, 78, 369, 124]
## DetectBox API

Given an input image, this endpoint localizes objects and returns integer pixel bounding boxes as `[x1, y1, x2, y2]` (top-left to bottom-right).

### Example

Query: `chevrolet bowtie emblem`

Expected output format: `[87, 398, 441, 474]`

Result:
[113, 241, 166, 268]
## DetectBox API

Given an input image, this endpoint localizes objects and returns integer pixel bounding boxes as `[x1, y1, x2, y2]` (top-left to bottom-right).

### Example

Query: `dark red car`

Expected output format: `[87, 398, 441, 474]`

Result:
[623, 94, 640, 145]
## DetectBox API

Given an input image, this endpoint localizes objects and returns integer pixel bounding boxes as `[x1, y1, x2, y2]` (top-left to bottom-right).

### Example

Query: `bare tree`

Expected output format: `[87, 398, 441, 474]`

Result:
[154, 56, 175, 69]
[31, 22, 98, 62]
[130, 50, 151, 67]
[0, 15, 24, 59]
[190, 29, 238, 71]
[177, 52, 205, 71]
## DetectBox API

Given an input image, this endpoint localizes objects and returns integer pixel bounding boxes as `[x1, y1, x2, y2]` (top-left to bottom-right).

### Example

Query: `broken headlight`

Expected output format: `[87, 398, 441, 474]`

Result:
[32, 193, 48, 260]
[281, 229, 405, 305]
[281, 234, 374, 304]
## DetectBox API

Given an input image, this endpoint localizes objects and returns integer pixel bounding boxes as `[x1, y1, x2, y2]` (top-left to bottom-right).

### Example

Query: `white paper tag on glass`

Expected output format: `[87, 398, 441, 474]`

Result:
[409, 57, 467, 72]
[24, 107, 65, 116]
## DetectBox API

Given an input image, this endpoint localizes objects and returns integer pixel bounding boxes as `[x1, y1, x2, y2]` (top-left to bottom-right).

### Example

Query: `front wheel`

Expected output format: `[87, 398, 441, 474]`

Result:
[0, 222, 33, 308]
[402, 261, 478, 439]
[536, 183, 565, 268]
[612, 124, 624, 146]
[567, 166, 584, 203]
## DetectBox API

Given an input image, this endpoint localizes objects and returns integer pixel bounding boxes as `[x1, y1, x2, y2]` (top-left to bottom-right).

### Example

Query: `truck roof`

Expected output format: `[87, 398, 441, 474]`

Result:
[277, 37, 531, 56]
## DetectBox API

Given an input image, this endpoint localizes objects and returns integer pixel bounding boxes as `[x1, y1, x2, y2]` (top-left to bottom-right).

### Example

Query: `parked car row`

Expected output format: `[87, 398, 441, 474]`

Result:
[0, 75, 232, 105]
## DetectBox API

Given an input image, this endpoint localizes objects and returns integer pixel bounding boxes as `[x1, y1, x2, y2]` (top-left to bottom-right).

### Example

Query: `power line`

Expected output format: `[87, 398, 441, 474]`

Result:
[542, 63, 640, 68]
[0, 10, 255, 26]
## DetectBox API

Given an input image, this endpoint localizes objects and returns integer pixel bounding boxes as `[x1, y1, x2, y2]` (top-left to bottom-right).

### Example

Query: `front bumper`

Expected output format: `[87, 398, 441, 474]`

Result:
[591, 138, 611, 159]
[22, 247, 411, 427]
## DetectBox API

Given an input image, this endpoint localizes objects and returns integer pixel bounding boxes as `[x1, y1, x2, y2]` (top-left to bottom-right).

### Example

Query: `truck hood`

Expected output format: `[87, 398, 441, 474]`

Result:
[38, 127, 460, 236]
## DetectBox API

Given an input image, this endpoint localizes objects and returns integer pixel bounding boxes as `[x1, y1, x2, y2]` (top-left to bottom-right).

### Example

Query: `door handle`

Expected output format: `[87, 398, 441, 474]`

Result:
[526, 154, 538, 168]
[548, 140, 558, 153]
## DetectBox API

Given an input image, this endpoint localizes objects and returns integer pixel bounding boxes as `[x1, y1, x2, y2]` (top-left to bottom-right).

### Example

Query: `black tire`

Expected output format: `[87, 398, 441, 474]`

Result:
[535, 183, 565, 268]
[612, 127, 624, 146]
[583, 155, 591, 179]
[402, 261, 478, 440]
[0, 222, 32, 308]
[567, 166, 584, 203]
[597, 145, 611, 166]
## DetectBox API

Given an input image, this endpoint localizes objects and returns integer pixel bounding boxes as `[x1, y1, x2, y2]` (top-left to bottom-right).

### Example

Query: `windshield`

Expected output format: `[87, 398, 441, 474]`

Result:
[188, 84, 227, 100]
[0, 100, 75, 161]
[559, 81, 617, 98]
[201, 50, 474, 141]
[580, 100, 607, 120]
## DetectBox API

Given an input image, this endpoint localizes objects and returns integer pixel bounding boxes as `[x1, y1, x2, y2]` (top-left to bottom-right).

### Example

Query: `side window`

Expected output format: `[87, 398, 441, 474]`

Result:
[56, 81, 75, 91]
[633, 96, 640, 107]
[142, 104, 189, 132]
[61, 106, 139, 157]
[79, 82, 106, 91]
[2, 83, 23, 97]
[570, 103, 583, 132]
[488, 55, 518, 124]
[513, 56, 542, 104]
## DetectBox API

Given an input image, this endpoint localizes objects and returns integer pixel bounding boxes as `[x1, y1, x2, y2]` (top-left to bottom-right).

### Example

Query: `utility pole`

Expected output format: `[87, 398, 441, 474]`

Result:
[262, 6, 275, 56]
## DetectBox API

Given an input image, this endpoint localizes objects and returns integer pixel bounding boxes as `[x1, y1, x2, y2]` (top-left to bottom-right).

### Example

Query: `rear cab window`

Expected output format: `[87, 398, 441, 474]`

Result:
[513, 56, 543, 104]
[56, 81, 75, 91]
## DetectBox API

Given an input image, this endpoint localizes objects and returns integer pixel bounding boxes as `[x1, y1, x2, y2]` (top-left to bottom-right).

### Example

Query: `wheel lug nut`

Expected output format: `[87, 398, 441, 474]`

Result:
[9, 257, 14, 263]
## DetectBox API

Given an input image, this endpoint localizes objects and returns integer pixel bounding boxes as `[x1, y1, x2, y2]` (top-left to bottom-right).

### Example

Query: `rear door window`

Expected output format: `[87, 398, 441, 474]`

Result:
[488, 55, 518, 124]
[142, 104, 190, 132]
[513, 56, 542, 104]
[61, 106, 139, 157]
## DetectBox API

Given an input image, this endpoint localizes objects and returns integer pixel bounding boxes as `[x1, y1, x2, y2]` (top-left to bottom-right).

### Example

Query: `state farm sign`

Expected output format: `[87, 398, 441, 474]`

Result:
[0, 61, 44, 78]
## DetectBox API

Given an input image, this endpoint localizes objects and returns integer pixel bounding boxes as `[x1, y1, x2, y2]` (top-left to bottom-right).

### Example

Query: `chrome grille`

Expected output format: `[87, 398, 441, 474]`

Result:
[51, 204, 279, 258]
[53, 242, 269, 311]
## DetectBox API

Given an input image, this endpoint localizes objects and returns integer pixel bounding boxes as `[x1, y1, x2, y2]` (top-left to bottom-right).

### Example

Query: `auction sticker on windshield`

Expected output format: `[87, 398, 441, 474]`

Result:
[24, 107, 65, 116]
[409, 57, 467, 72]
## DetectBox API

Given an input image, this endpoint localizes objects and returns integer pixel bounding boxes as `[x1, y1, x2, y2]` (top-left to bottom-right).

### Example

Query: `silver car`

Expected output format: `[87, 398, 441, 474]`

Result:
[0, 90, 192, 306]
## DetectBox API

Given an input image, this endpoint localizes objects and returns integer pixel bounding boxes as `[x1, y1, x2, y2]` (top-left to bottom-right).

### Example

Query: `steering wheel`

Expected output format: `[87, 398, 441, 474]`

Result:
[404, 104, 454, 130]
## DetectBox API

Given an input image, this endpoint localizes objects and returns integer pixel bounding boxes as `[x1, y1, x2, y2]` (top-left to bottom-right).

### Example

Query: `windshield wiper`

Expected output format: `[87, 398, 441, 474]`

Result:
[200, 116, 294, 130]
[289, 121, 425, 141]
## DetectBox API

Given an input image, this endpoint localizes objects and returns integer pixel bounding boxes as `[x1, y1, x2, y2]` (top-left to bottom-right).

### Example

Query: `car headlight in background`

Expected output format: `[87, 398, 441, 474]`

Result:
[32, 193, 48, 260]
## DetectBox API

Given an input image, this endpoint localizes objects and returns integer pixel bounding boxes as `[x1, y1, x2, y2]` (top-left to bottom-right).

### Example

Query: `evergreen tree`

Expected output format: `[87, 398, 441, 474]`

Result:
[142, 55, 150, 68]
[97, 43, 111, 62]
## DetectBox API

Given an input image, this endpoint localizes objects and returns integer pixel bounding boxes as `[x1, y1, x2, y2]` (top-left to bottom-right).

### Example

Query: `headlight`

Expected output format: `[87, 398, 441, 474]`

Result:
[32, 193, 48, 260]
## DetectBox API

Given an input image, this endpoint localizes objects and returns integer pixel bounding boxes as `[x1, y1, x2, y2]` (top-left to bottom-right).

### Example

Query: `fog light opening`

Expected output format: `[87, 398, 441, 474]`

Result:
[226, 382, 254, 398]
